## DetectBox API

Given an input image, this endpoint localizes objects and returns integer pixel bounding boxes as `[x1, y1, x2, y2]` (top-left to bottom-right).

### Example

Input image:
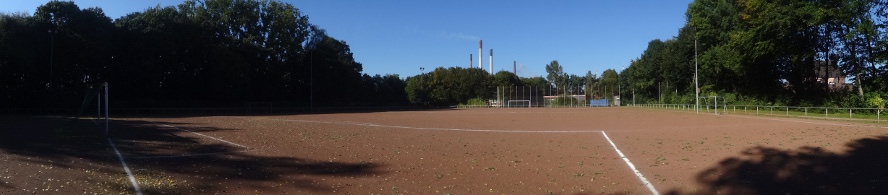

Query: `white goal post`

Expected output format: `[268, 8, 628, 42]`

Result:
[83, 82, 109, 135]
[506, 100, 531, 108]
[698, 96, 727, 115]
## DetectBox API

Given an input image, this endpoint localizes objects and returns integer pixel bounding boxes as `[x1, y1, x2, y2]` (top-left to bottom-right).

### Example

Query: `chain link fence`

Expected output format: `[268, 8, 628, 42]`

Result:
[458, 85, 620, 108]
[633, 103, 884, 122]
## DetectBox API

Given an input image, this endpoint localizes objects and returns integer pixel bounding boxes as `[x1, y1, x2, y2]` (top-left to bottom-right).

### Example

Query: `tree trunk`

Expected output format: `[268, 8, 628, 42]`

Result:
[857, 71, 864, 97]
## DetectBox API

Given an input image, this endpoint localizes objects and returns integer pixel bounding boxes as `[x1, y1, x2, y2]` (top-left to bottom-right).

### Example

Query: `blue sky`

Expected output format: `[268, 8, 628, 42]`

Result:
[2, 0, 693, 79]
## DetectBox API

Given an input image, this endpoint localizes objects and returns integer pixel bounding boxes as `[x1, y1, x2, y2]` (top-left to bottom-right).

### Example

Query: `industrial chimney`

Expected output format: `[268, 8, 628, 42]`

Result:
[489, 49, 493, 75]
[478, 40, 483, 69]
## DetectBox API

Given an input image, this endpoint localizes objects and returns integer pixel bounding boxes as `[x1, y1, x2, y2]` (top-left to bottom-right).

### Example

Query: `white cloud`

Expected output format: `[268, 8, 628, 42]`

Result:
[439, 31, 479, 41]
[517, 62, 537, 78]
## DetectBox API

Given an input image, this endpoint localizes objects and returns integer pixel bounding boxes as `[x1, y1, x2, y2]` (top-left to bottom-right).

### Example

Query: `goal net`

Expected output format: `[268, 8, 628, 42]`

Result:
[506, 100, 531, 108]
[78, 82, 109, 135]
[698, 96, 727, 115]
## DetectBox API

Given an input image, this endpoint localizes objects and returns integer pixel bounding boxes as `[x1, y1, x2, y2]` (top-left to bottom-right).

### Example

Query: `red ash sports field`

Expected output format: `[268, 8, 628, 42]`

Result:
[2, 107, 887, 194]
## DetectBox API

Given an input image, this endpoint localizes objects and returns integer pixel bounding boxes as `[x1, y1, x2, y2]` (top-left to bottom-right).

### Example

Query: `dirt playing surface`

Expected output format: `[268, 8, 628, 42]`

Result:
[2, 107, 887, 194]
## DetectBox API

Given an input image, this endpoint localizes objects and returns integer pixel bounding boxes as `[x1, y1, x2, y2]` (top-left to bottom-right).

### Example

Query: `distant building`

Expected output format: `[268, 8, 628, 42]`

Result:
[814, 60, 845, 90]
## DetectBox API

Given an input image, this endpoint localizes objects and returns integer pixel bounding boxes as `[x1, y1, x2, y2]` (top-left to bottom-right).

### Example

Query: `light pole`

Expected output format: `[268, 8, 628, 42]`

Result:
[310, 51, 313, 110]
[694, 36, 699, 113]
[618, 66, 622, 106]
[48, 13, 56, 88]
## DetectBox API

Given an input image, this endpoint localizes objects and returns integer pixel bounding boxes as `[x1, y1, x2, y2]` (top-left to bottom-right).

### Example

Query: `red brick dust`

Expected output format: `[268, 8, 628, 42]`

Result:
[3, 108, 886, 194]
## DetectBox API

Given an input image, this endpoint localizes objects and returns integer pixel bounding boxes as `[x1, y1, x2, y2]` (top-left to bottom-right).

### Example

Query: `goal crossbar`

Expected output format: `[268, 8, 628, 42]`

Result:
[506, 100, 531, 108]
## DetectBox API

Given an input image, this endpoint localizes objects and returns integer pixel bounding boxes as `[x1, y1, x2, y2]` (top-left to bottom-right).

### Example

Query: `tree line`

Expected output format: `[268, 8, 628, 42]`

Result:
[8, 0, 884, 110]
[403, 60, 624, 107]
[0, 0, 408, 111]
[625, 0, 888, 108]
[407, 0, 888, 109]
[405, 0, 887, 109]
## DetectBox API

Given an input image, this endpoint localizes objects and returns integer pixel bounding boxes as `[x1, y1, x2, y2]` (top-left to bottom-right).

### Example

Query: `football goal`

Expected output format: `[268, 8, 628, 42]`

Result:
[698, 96, 727, 115]
[79, 82, 109, 135]
[506, 100, 532, 108]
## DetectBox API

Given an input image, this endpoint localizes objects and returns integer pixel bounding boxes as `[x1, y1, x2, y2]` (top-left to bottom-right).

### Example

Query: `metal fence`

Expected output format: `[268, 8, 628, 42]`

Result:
[632, 104, 883, 122]
[469, 85, 615, 108]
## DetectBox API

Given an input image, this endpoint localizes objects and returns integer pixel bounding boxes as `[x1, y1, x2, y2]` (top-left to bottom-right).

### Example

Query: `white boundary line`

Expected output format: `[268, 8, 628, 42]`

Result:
[257, 117, 601, 133]
[601, 131, 659, 195]
[124, 148, 258, 159]
[106, 138, 144, 195]
[242, 116, 661, 193]
[158, 124, 249, 148]
[92, 118, 144, 195]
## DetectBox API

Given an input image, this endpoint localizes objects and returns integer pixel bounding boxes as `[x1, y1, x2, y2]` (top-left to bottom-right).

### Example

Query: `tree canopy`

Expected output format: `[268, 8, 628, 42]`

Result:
[0, 0, 408, 111]
[622, 0, 888, 106]
[405, 67, 493, 107]
[7, 0, 887, 110]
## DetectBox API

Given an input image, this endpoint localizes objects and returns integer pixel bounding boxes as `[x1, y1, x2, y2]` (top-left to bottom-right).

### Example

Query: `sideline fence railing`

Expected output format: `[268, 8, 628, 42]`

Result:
[631, 104, 883, 122]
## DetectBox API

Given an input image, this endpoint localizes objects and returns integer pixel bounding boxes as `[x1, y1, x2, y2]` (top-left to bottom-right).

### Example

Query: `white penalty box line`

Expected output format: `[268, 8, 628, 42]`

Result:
[601, 131, 659, 195]
[245, 117, 657, 194]
[114, 122, 251, 159]
[103, 121, 253, 195]
[157, 124, 250, 148]
[255, 117, 601, 133]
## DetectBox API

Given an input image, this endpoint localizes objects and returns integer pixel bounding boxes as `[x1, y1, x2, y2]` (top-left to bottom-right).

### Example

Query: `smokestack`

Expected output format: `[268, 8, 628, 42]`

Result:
[514, 61, 516, 75]
[470, 54, 473, 68]
[489, 49, 493, 75]
[478, 40, 483, 69]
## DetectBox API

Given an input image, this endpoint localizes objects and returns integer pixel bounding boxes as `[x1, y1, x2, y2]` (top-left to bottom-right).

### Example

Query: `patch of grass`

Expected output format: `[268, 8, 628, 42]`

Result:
[653, 155, 667, 166]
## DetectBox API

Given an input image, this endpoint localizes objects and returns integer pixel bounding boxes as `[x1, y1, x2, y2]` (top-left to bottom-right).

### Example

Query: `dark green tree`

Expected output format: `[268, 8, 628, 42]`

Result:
[545, 60, 566, 88]
[406, 67, 493, 106]
[493, 71, 522, 87]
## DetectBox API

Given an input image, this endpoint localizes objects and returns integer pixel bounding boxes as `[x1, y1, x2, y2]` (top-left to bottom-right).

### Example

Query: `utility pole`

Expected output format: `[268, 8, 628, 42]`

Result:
[695, 38, 699, 113]
[49, 13, 56, 88]
[310, 52, 313, 110]
[618, 67, 622, 106]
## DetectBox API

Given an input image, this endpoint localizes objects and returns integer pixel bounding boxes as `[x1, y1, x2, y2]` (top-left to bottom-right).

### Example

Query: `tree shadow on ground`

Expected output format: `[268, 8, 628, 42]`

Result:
[0, 116, 384, 194]
[101, 106, 446, 118]
[667, 136, 888, 194]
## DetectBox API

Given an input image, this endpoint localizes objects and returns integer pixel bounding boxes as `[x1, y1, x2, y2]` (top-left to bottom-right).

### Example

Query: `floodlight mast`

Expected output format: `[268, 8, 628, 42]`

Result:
[695, 38, 699, 113]
[619, 66, 623, 106]
[104, 82, 109, 135]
